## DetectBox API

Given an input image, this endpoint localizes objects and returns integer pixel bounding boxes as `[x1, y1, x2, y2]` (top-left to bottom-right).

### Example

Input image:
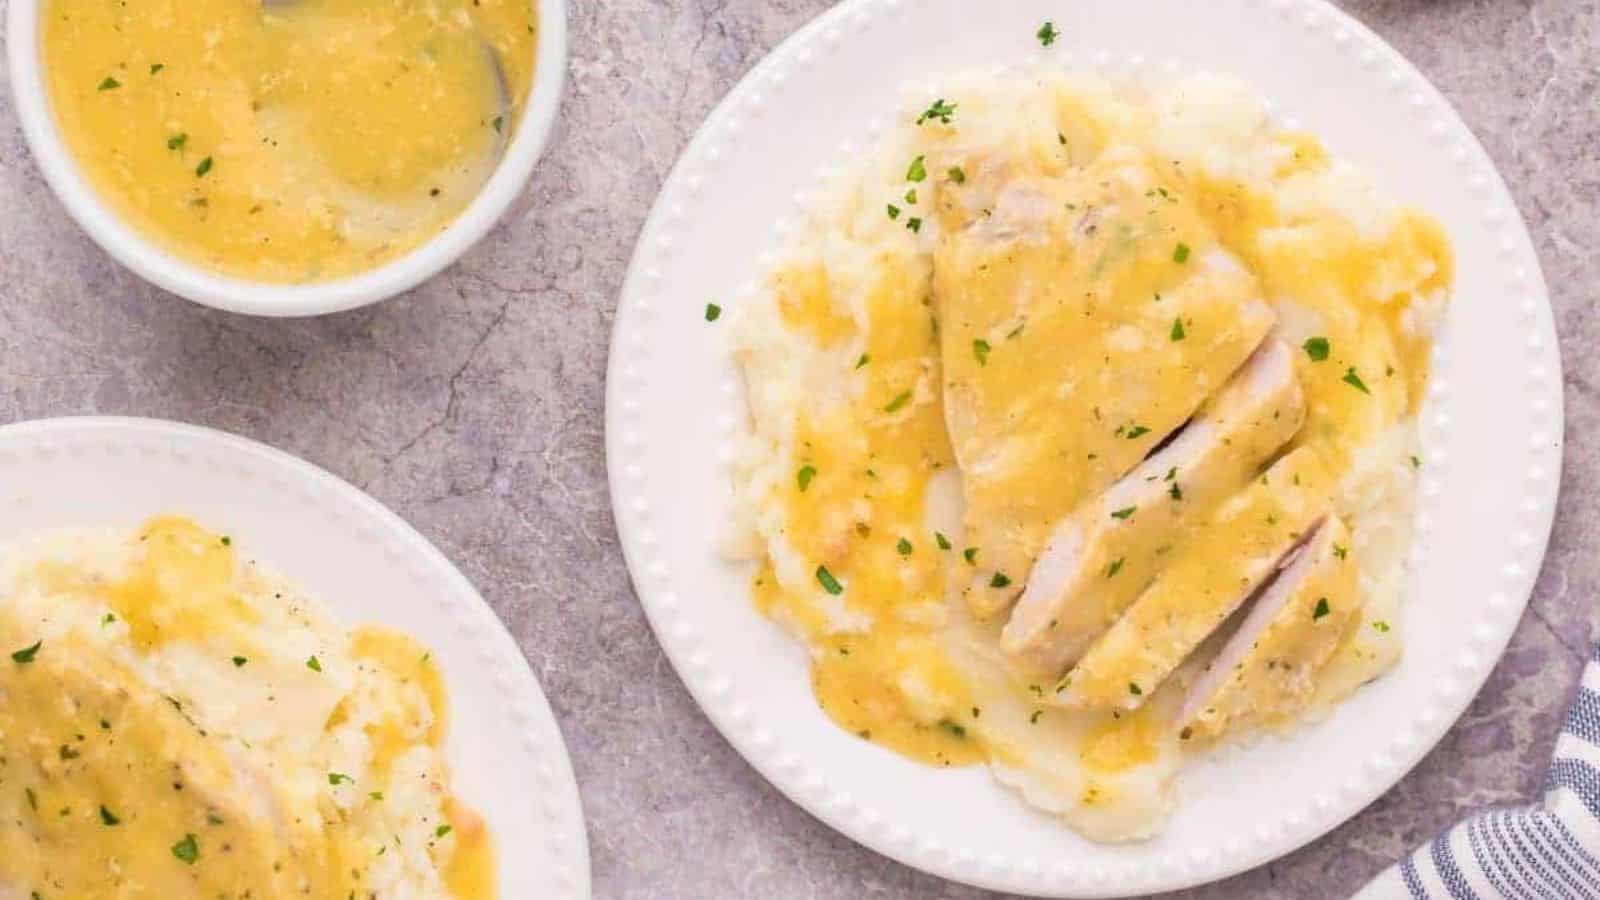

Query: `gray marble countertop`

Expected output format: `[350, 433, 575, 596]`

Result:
[1, 1, 1596, 897]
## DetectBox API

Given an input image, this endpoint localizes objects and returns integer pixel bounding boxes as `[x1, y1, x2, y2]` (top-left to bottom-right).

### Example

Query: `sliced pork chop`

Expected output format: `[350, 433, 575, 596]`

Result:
[1178, 516, 1360, 739]
[932, 145, 1277, 617]
[1001, 339, 1305, 677]
[1052, 446, 1333, 711]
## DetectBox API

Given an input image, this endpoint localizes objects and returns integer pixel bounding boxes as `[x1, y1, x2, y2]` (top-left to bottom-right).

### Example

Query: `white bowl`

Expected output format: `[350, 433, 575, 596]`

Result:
[5, 0, 567, 317]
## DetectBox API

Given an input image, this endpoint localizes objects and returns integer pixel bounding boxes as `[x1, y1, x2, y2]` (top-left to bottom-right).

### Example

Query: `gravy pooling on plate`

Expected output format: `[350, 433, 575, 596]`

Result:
[0, 516, 494, 898]
[41, 0, 538, 282]
[730, 72, 1451, 840]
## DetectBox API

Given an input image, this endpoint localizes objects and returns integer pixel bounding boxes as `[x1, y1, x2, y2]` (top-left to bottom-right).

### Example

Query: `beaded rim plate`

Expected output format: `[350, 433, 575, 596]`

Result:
[605, 0, 1562, 894]
[0, 416, 591, 899]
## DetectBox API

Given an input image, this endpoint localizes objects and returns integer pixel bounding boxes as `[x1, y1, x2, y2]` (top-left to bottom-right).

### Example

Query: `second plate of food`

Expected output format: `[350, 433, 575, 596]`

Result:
[607, 0, 1561, 895]
[0, 417, 589, 899]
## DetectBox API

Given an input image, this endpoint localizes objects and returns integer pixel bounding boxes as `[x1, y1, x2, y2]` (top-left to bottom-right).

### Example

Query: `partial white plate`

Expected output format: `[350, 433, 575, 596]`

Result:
[606, 0, 1562, 895]
[0, 416, 590, 899]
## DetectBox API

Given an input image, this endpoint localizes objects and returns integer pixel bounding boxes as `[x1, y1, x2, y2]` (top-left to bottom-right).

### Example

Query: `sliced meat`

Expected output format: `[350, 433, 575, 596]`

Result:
[1051, 446, 1333, 711]
[1001, 339, 1305, 676]
[1179, 516, 1361, 739]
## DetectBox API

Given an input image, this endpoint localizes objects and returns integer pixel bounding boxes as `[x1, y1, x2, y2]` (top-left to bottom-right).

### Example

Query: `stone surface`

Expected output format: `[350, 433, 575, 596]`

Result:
[0, 0, 1596, 897]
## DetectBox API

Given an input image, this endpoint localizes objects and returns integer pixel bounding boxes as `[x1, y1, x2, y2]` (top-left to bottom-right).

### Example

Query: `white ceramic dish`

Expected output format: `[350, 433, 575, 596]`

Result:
[0, 416, 590, 898]
[4, 0, 567, 317]
[605, 0, 1563, 895]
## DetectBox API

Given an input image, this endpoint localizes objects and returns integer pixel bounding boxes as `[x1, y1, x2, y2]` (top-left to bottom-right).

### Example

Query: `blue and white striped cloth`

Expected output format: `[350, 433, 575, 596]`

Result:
[1354, 642, 1600, 899]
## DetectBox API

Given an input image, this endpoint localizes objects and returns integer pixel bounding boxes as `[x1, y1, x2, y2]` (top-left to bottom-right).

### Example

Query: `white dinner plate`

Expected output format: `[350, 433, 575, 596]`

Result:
[0, 416, 590, 899]
[605, 0, 1563, 895]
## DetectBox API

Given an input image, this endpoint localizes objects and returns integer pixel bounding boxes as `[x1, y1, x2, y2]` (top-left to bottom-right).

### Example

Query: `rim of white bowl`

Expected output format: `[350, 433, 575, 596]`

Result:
[5, 0, 567, 318]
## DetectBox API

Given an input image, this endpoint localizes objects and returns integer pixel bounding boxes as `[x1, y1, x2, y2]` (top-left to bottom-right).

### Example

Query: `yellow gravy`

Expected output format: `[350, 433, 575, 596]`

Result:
[748, 102, 1450, 781]
[41, 0, 538, 282]
[0, 516, 494, 898]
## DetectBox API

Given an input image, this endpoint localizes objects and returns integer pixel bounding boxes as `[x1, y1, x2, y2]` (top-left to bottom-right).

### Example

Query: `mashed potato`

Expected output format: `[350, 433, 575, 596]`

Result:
[730, 70, 1449, 840]
[0, 516, 493, 898]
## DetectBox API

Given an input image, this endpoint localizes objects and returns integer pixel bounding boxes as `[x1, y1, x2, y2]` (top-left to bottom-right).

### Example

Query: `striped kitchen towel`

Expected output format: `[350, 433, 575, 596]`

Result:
[1353, 642, 1600, 899]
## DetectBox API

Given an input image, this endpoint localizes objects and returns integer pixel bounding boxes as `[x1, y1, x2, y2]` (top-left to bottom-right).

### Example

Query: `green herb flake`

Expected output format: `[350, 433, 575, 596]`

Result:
[796, 466, 818, 492]
[219, 536, 231, 546]
[1313, 598, 1331, 620]
[1333, 543, 1349, 560]
[972, 338, 991, 366]
[231, 656, 248, 667]
[11, 641, 41, 664]
[97, 76, 121, 91]
[150, 63, 165, 74]
[884, 390, 912, 413]
[194, 156, 213, 177]
[937, 718, 967, 739]
[915, 100, 957, 127]
[328, 773, 352, 786]
[1303, 336, 1330, 361]
[1036, 20, 1059, 46]
[1170, 317, 1186, 341]
[369, 791, 385, 801]
[1124, 425, 1150, 440]
[492, 115, 504, 134]
[815, 565, 843, 595]
[102, 612, 116, 626]
[1029, 709, 1044, 724]
[1372, 620, 1392, 633]
[1410, 455, 1422, 469]
[855, 353, 870, 369]
[1342, 367, 1371, 394]
[935, 532, 952, 550]
[435, 824, 454, 838]
[963, 547, 978, 564]
[896, 537, 913, 556]
[704, 303, 721, 322]
[905, 216, 923, 234]
[171, 833, 199, 865]
[99, 805, 121, 826]
[1173, 242, 1191, 264]
[947, 166, 966, 184]
[1057, 131, 1068, 146]
[1106, 557, 1125, 578]
[990, 572, 1012, 589]
[167, 133, 187, 151]
[1168, 480, 1183, 501]
[306, 655, 322, 672]
[1128, 682, 1143, 696]
[906, 155, 928, 182]
[1110, 506, 1136, 520]
[886, 204, 901, 220]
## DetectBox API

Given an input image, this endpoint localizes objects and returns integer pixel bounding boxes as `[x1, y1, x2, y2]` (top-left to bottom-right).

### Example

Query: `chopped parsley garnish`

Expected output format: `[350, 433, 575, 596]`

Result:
[915, 99, 957, 126]
[935, 531, 952, 550]
[1057, 131, 1068, 146]
[1128, 682, 1143, 696]
[936, 719, 967, 739]
[886, 204, 901, 220]
[167, 133, 187, 151]
[905, 217, 923, 233]
[305, 655, 322, 672]
[905, 155, 928, 182]
[1410, 455, 1422, 469]
[1333, 543, 1349, 560]
[1036, 20, 1059, 46]
[704, 303, 721, 322]
[1372, 620, 1392, 633]
[102, 612, 116, 626]
[1124, 425, 1150, 439]
[855, 353, 870, 368]
[904, 188, 918, 205]
[1170, 317, 1186, 341]
[171, 833, 199, 865]
[884, 390, 912, 412]
[220, 536, 231, 546]
[1168, 481, 1183, 500]
[797, 465, 817, 492]
[1342, 367, 1371, 394]
[150, 63, 165, 74]
[492, 115, 504, 134]
[231, 656, 248, 667]
[11, 641, 41, 664]
[815, 565, 843, 595]
[963, 547, 978, 564]
[947, 166, 966, 184]
[328, 773, 352, 786]
[1029, 709, 1044, 724]
[1313, 597, 1331, 620]
[990, 572, 1012, 589]
[1173, 242, 1191, 264]
[1303, 336, 1330, 361]
[97, 76, 121, 91]
[1106, 557, 1125, 578]
[194, 156, 213, 177]
[369, 791, 385, 801]
[435, 824, 454, 838]
[972, 338, 991, 366]
[1110, 506, 1136, 520]
[99, 805, 121, 826]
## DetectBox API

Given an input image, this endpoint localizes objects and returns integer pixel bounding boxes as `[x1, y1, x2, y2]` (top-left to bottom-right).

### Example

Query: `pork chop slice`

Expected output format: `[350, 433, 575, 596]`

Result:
[1178, 516, 1360, 739]
[1001, 339, 1305, 677]
[1052, 446, 1333, 711]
